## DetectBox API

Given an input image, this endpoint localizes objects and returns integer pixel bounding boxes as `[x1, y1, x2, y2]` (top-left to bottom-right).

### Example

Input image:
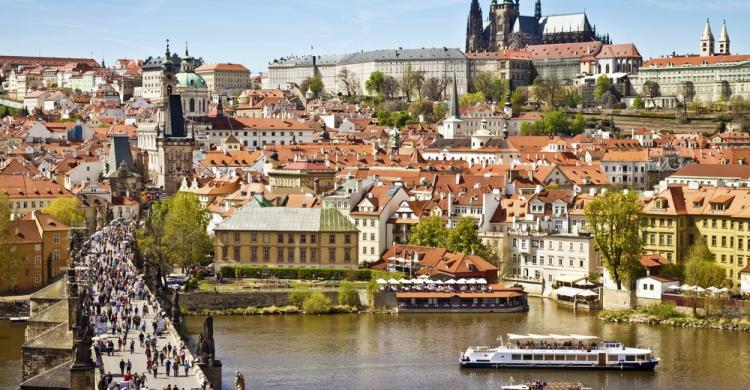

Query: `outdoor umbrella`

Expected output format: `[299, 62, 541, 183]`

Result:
[575, 280, 595, 288]
[445, 279, 457, 285]
[667, 285, 681, 291]
[476, 278, 488, 284]
[693, 286, 706, 293]
[400, 279, 412, 284]
[376, 279, 387, 285]
[387, 279, 400, 285]
[466, 278, 477, 284]
[456, 279, 467, 285]
[433, 280, 445, 285]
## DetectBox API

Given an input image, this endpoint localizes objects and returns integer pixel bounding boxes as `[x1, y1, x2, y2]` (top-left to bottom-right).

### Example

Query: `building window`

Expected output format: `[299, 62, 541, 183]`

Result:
[370, 220, 375, 227]
[362, 232, 367, 241]
[311, 249, 317, 261]
[328, 249, 336, 261]
[234, 232, 241, 242]
[278, 248, 284, 262]
[288, 248, 295, 261]
[221, 246, 228, 259]
[329, 235, 336, 244]
[278, 233, 284, 243]
[300, 234, 306, 243]
[262, 247, 270, 260]
[251, 247, 257, 261]
[370, 247, 375, 255]
[233, 247, 240, 259]
[300, 248, 306, 262]
[288, 233, 295, 244]
[263, 233, 270, 243]
[311, 234, 317, 244]
[35, 274, 42, 284]
[251, 232, 257, 242]
[370, 233, 375, 241]
[53, 234, 60, 244]
[345, 234, 351, 244]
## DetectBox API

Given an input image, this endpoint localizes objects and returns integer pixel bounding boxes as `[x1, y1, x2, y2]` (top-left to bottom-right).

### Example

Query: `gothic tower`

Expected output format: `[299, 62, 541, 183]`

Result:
[491, 0, 520, 51]
[466, 0, 485, 52]
[155, 39, 195, 194]
[718, 20, 730, 55]
[700, 19, 715, 57]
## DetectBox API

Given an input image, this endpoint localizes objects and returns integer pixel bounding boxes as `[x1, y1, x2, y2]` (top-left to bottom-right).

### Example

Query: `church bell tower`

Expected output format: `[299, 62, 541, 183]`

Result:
[491, 0, 520, 51]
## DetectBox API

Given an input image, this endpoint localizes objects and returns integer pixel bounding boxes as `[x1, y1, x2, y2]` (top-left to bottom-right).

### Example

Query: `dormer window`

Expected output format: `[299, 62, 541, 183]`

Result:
[654, 198, 667, 209]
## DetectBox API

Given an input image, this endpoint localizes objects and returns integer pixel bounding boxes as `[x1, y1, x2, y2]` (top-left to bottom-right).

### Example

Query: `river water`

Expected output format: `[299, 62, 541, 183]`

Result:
[3, 298, 749, 389]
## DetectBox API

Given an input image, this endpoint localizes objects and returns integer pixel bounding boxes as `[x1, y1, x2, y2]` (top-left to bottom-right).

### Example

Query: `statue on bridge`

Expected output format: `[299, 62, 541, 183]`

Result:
[196, 315, 216, 363]
[234, 371, 245, 390]
[172, 288, 181, 325]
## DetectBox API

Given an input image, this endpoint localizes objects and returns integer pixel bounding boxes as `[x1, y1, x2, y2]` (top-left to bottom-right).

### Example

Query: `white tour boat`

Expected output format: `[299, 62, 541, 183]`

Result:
[459, 333, 659, 371]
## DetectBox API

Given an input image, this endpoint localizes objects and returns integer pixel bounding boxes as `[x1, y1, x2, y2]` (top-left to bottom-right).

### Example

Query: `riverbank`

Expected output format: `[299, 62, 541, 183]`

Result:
[598, 308, 750, 332]
[186, 304, 369, 316]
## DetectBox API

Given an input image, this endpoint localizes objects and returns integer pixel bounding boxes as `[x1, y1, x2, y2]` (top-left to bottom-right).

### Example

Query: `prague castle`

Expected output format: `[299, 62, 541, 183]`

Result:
[465, 0, 609, 52]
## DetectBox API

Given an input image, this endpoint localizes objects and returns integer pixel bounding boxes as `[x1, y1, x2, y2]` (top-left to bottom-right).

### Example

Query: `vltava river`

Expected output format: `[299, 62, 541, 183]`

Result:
[3, 298, 749, 389]
[184, 298, 750, 390]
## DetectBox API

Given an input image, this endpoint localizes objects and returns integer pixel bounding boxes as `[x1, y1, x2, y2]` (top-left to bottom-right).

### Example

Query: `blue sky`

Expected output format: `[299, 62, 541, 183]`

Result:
[1, 0, 748, 73]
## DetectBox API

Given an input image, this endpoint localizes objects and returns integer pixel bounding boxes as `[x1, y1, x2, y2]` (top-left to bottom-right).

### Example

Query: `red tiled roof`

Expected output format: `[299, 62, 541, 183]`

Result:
[195, 63, 250, 72]
[644, 54, 750, 68]
[526, 41, 603, 60]
[596, 44, 642, 59]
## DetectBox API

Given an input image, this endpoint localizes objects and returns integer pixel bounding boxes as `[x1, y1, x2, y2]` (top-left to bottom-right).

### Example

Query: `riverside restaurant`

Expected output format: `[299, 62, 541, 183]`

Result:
[389, 279, 528, 313]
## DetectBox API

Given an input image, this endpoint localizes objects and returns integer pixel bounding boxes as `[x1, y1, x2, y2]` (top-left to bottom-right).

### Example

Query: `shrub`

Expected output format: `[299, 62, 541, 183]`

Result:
[338, 281, 359, 306]
[641, 302, 685, 320]
[220, 266, 373, 281]
[302, 292, 332, 314]
[288, 284, 311, 308]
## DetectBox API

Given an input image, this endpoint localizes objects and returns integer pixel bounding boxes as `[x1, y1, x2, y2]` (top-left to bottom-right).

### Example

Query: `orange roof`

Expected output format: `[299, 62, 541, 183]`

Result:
[195, 63, 250, 72]
[466, 49, 531, 60]
[596, 44, 641, 59]
[644, 54, 750, 68]
[0, 175, 72, 199]
[526, 41, 603, 60]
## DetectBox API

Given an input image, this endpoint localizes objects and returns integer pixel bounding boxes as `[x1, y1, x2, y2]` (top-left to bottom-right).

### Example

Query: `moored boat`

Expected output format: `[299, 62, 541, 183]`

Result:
[459, 333, 659, 371]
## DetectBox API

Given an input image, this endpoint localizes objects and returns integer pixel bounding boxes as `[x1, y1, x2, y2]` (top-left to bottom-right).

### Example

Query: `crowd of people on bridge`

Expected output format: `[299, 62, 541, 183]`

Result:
[78, 220, 204, 390]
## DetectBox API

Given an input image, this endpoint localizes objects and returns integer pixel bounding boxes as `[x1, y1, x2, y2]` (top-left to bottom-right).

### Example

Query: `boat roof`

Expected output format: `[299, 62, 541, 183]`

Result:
[507, 334, 599, 341]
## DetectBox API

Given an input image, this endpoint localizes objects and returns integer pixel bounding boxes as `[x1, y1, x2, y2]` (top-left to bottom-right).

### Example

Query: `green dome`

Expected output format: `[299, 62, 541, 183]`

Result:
[176, 72, 207, 89]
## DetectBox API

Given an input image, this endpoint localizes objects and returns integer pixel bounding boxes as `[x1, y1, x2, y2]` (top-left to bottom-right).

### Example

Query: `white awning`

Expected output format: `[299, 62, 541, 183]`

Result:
[577, 290, 599, 297]
[555, 286, 585, 297]
[376, 279, 387, 285]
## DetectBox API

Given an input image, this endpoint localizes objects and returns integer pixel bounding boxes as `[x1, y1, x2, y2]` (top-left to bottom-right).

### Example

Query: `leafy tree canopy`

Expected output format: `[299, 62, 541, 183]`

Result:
[42, 197, 84, 227]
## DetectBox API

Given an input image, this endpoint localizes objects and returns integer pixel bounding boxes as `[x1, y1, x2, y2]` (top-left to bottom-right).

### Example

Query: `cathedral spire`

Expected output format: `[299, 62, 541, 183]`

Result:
[450, 68, 460, 119]
[466, 0, 484, 52]
[535, 0, 542, 20]
[718, 20, 730, 55]
[700, 19, 715, 57]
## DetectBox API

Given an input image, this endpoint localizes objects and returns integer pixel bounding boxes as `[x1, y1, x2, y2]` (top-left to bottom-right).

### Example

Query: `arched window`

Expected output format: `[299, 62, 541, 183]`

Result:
[605, 64, 610, 74]
[189, 98, 195, 112]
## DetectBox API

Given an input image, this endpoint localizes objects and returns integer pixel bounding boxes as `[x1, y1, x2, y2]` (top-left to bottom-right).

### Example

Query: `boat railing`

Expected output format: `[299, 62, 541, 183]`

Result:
[510, 342, 600, 351]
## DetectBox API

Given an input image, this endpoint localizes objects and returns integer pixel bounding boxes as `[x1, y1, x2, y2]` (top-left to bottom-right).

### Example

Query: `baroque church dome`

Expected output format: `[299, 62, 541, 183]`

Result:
[176, 72, 207, 89]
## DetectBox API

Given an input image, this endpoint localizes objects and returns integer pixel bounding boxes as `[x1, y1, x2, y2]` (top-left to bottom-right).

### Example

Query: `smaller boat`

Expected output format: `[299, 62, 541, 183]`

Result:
[10, 316, 30, 323]
[501, 379, 591, 390]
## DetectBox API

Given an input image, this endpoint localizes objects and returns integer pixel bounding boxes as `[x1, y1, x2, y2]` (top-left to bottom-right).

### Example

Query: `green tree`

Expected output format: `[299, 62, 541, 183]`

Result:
[571, 113, 587, 134]
[632, 96, 645, 109]
[543, 110, 572, 135]
[532, 77, 565, 108]
[0, 194, 20, 291]
[584, 191, 646, 290]
[594, 75, 612, 101]
[422, 77, 448, 101]
[163, 193, 213, 270]
[519, 120, 543, 136]
[338, 281, 359, 306]
[642, 81, 661, 107]
[510, 90, 525, 113]
[337, 67, 358, 97]
[446, 217, 490, 258]
[408, 216, 448, 248]
[303, 291, 332, 314]
[42, 197, 84, 227]
[471, 72, 505, 103]
[289, 284, 311, 308]
[301, 76, 324, 96]
[684, 239, 727, 288]
[400, 64, 425, 101]
[460, 91, 486, 107]
[137, 198, 171, 271]
[365, 71, 385, 96]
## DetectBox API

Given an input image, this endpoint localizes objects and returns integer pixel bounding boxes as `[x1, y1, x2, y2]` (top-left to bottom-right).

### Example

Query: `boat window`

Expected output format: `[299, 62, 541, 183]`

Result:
[587, 355, 598, 361]
[555, 355, 565, 361]
[608, 355, 618, 362]
[512, 354, 522, 360]
[523, 354, 533, 361]
[576, 355, 587, 361]
[636, 355, 645, 361]
[533, 355, 544, 361]
[566, 355, 576, 361]
[646, 354, 651, 360]
[626, 355, 636, 362]
[544, 355, 555, 361]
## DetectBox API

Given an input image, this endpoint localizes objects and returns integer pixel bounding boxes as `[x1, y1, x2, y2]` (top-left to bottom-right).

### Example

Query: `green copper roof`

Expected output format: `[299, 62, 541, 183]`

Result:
[319, 208, 358, 232]
[176, 71, 207, 88]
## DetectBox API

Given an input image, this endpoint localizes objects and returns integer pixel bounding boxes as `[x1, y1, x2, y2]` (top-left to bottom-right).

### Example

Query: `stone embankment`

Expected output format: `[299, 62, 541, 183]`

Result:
[599, 310, 750, 332]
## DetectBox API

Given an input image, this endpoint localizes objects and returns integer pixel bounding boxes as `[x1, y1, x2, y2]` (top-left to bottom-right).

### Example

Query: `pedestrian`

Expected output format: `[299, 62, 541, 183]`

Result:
[172, 359, 179, 376]
[126, 359, 132, 374]
[165, 358, 171, 376]
[152, 363, 158, 378]
[139, 332, 145, 347]
[129, 339, 135, 354]
[183, 359, 189, 376]
[119, 358, 125, 375]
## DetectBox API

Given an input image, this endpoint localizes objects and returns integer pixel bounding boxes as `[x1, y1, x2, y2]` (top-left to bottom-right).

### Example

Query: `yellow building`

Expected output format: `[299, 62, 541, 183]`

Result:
[214, 207, 359, 269]
[0, 174, 74, 220]
[643, 185, 750, 286]
[195, 63, 250, 95]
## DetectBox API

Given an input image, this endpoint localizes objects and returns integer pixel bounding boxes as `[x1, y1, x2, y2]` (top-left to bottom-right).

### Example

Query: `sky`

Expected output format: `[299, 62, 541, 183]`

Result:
[1, 0, 749, 73]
